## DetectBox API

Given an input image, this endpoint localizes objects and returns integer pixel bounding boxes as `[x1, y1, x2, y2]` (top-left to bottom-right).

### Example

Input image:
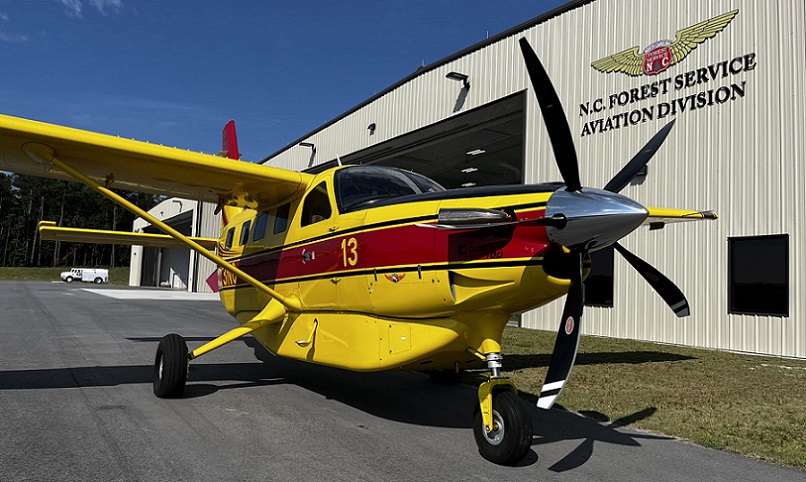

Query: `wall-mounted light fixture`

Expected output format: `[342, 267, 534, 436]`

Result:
[367, 123, 376, 135]
[299, 142, 316, 152]
[446, 71, 470, 89]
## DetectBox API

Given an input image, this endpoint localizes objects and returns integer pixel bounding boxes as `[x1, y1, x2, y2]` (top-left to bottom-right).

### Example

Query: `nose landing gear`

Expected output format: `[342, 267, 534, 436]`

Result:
[473, 352, 533, 465]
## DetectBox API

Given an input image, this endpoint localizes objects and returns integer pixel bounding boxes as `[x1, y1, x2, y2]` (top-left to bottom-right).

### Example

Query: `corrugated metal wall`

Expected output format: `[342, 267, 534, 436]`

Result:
[260, 0, 805, 358]
[191, 201, 221, 293]
[519, 0, 806, 359]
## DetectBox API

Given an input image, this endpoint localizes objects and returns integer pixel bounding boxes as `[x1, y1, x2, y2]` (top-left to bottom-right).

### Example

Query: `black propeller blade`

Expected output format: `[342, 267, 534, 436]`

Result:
[613, 242, 690, 317]
[537, 250, 585, 409]
[518, 38, 582, 192]
[603, 120, 677, 193]
[520, 37, 692, 412]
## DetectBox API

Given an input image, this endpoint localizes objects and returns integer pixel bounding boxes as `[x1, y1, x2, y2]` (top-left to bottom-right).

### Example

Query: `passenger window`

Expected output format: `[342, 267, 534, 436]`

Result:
[300, 182, 332, 227]
[224, 227, 235, 250]
[253, 213, 268, 242]
[239, 220, 252, 246]
[274, 203, 290, 234]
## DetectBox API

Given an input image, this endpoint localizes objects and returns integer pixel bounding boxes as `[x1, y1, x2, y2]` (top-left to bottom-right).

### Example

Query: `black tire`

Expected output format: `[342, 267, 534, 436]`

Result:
[94, 277, 103, 284]
[473, 390, 533, 465]
[65, 277, 73, 283]
[153, 333, 188, 398]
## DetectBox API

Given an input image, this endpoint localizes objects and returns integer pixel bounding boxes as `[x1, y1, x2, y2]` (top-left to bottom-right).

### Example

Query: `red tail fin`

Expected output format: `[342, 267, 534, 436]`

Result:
[221, 120, 240, 160]
[219, 120, 243, 227]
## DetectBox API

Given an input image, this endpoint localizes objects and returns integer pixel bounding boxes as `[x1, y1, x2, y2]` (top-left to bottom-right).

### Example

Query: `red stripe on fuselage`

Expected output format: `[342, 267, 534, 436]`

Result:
[233, 208, 550, 286]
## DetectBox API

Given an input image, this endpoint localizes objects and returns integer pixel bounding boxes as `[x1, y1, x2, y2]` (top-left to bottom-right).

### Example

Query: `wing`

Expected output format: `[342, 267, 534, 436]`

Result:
[38, 221, 218, 250]
[590, 46, 644, 76]
[644, 207, 718, 229]
[0, 113, 314, 209]
[670, 10, 739, 65]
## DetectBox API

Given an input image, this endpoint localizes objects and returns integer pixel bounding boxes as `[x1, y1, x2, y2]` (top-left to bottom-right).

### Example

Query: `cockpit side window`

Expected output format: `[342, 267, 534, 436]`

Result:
[335, 166, 444, 213]
[300, 182, 332, 227]
[274, 203, 290, 234]
[224, 227, 235, 250]
[239, 220, 252, 246]
[253, 212, 269, 242]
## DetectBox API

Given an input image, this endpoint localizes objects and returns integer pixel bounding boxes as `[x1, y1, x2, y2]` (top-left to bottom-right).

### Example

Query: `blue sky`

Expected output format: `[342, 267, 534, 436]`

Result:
[0, 1, 568, 161]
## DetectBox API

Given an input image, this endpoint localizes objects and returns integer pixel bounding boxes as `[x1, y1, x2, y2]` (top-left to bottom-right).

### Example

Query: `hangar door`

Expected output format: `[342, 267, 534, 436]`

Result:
[140, 212, 192, 289]
[342, 93, 524, 188]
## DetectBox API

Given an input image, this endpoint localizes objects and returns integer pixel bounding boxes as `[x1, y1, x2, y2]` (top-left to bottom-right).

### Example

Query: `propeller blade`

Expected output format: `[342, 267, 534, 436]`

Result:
[603, 120, 676, 193]
[537, 250, 584, 409]
[613, 242, 690, 317]
[518, 38, 582, 192]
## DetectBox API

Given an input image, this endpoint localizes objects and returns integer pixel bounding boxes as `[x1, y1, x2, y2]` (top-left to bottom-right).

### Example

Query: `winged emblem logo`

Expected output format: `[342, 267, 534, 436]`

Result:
[384, 273, 406, 283]
[591, 10, 739, 77]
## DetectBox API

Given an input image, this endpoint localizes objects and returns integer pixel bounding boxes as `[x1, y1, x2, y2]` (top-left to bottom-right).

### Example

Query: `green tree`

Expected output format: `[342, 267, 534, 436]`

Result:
[0, 174, 161, 268]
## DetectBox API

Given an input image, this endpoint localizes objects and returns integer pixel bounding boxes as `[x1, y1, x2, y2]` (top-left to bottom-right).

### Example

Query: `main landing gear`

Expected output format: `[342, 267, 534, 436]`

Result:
[472, 353, 532, 465]
[153, 333, 188, 398]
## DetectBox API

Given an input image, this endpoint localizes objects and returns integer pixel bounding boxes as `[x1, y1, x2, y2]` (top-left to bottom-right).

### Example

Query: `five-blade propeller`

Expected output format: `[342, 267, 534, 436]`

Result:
[518, 38, 690, 410]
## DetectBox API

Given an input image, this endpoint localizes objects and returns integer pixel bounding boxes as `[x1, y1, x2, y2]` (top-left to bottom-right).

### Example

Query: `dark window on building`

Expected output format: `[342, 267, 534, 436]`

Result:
[301, 182, 332, 226]
[253, 212, 268, 241]
[274, 203, 290, 234]
[729, 234, 789, 316]
[239, 220, 251, 246]
[585, 247, 614, 307]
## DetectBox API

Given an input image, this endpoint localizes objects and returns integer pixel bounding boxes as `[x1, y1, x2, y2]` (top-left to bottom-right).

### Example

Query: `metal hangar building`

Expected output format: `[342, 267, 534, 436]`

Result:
[130, 0, 805, 359]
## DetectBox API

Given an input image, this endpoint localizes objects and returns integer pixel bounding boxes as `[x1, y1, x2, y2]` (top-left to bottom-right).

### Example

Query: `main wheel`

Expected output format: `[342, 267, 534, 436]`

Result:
[473, 390, 533, 465]
[94, 277, 103, 284]
[65, 276, 73, 283]
[153, 333, 188, 398]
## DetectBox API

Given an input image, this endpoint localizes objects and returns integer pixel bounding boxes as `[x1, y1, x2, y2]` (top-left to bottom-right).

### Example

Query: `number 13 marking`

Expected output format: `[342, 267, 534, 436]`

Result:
[341, 237, 358, 267]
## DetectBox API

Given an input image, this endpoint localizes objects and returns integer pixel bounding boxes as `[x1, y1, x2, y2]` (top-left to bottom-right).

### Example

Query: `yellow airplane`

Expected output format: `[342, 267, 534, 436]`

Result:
[0, 39, 715, 465]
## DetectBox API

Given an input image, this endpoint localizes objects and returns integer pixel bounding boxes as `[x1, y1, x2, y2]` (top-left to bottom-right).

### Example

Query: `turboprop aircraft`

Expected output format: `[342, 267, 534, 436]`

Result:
[0, 39, 716, 465]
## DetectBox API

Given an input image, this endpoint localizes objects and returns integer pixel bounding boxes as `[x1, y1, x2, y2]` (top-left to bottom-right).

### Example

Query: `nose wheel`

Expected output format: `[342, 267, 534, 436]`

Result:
[473, 390, 532, 465]
[473, 352, 532, 465]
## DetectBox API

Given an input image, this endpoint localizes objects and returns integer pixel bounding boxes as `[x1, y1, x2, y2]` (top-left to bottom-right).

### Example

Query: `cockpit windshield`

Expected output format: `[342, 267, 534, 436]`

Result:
[335, 166, 445, 213]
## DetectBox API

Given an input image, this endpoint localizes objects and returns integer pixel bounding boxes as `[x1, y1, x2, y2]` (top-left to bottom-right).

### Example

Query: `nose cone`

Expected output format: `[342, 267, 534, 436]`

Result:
[545, 188, 648, 251]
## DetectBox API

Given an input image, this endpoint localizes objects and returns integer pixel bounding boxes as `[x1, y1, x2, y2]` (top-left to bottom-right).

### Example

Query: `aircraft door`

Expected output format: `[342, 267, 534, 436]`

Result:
[331, 210, 372, 312]
[294, 181, 341, 310]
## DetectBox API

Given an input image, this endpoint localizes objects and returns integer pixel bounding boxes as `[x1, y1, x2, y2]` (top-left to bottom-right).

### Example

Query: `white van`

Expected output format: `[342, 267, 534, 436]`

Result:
[60, 268, 109, 284]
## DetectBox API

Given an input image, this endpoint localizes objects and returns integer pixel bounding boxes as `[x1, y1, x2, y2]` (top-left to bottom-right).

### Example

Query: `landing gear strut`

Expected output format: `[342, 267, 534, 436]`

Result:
[472, 352, 532, 465]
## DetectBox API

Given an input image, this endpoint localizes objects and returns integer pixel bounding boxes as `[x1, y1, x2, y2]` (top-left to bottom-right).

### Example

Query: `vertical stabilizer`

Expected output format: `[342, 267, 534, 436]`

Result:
[219, 120, 244, 227]
[221, 120, 240, 160]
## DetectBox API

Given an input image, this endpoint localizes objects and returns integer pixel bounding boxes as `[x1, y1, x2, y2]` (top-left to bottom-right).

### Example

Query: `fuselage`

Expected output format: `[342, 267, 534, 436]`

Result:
[212, 165, 619, 373]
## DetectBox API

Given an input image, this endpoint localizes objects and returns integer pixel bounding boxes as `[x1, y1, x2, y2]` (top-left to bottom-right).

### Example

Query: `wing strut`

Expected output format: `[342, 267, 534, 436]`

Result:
[25, 143, 303, 313]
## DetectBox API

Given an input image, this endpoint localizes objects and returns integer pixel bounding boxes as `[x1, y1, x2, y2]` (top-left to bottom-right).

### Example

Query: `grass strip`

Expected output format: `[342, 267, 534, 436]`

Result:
[472, 327, 806, 470]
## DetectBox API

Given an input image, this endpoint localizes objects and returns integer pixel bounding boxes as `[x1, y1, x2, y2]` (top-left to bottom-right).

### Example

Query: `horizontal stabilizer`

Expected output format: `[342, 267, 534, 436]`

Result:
[38, 221, 217, 250]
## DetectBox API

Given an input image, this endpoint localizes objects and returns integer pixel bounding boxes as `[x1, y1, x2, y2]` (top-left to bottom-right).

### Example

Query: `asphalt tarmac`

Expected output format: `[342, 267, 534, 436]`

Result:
[0, 281, 803, 482]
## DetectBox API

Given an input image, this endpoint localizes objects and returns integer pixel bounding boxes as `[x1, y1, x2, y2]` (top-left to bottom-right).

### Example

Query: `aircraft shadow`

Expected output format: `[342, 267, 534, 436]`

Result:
[504, 351, 697, 371]
[0, 335, 675, 471]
